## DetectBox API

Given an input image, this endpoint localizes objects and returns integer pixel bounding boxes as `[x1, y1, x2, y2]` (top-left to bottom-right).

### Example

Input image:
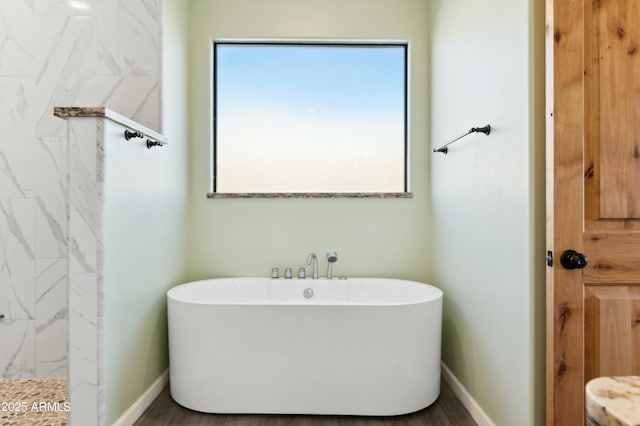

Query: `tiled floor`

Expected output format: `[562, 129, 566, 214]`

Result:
[0, 378, 68, 426]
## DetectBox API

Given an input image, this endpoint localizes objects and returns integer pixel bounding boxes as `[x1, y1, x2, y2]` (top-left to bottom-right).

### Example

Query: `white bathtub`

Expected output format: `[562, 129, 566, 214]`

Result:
[167, 277, 443, 416]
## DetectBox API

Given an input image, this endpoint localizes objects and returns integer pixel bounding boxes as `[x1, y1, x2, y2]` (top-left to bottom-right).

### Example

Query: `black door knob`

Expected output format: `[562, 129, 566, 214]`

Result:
[560, 250, 588, 269]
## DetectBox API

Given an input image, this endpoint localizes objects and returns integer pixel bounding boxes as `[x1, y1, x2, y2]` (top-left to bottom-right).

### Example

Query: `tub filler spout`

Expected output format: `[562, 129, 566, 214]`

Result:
[307, 253, 318, 279]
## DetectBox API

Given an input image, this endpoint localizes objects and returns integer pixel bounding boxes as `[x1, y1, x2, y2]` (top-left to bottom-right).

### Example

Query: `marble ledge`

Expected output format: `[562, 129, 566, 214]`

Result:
[207, 192, 413, 199]
[53, 107, 167, 144]
[586, 376, 640, 426]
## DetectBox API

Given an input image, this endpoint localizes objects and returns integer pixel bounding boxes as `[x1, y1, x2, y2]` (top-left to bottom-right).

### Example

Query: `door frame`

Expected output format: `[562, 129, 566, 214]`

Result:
[545, 0, 588, 424]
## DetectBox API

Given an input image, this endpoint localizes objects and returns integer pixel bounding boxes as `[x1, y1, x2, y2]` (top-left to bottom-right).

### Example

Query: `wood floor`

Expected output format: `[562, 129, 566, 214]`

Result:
[133, 379, 476, 426]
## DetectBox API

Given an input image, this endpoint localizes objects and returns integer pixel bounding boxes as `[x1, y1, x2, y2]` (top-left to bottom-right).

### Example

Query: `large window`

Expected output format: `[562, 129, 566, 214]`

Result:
[213, 42, 407, 194]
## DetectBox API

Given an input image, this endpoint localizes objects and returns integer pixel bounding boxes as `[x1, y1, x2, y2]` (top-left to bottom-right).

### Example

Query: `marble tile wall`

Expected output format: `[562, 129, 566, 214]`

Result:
[67, 117, 102, 425]
[0, 0, 162, 378]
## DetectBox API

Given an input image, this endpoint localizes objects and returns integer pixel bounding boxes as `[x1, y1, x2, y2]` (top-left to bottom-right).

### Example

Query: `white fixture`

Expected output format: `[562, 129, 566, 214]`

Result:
[167, 277, 443, 415]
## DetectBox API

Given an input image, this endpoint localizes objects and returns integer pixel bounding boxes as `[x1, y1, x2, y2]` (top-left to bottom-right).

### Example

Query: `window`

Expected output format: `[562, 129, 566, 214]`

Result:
[213, 42, 408, 194]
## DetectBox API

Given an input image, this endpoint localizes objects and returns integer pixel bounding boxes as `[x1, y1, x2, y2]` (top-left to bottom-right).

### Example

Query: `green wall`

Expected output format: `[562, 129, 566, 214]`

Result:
[430, 0, 546, 424]
[186, 0, 432, 282]
[104, 0, 190, 423]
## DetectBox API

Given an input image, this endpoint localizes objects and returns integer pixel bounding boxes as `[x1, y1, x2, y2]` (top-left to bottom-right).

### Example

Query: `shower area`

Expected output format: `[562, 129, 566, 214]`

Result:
[0, 0, 181, 424]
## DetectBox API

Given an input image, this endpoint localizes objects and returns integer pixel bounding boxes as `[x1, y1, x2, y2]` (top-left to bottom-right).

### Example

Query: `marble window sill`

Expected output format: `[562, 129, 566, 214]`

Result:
[207, 192, 413, 199]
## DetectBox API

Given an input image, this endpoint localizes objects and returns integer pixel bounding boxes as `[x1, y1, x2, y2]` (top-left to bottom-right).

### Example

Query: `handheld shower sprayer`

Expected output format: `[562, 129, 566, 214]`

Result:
[326, 251, 338, 279]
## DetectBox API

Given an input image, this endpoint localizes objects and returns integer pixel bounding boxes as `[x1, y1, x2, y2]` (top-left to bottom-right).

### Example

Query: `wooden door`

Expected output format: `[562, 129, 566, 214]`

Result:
[547, 0, 640, 424]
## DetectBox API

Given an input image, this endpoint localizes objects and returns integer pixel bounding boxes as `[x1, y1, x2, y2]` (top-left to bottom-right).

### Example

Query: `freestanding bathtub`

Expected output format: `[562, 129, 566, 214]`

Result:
[167, 277, 442, 416]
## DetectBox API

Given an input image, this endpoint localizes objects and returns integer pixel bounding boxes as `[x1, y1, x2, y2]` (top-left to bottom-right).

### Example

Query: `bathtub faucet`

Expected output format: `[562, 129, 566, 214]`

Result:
[307, 253, 318, 279]
[326, 251, 338, 279]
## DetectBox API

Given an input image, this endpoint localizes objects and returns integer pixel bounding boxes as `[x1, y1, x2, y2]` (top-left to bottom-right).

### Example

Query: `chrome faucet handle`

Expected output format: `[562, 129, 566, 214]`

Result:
[285, 268, 292, 279]
[298, 267, 306, 279]
[271, 267, 279, 279]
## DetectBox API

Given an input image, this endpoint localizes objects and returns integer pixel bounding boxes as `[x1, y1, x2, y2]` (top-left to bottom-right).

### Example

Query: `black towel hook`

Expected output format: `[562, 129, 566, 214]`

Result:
[124, 130, 143, 140]
[146, 139, 165, 149]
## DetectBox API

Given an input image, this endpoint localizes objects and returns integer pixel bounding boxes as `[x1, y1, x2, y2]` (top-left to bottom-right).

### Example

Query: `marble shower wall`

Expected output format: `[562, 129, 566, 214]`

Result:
[0, 0, 162, 378]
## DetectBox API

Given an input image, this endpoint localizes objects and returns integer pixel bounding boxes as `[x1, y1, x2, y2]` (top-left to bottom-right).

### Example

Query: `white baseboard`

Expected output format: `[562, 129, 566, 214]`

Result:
[441, 362, 495, 426]
[112, 369, 169, 426]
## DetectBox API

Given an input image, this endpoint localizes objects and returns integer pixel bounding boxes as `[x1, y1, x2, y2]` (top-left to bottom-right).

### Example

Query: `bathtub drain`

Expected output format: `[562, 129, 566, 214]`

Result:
[303, 288, 314, 299]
